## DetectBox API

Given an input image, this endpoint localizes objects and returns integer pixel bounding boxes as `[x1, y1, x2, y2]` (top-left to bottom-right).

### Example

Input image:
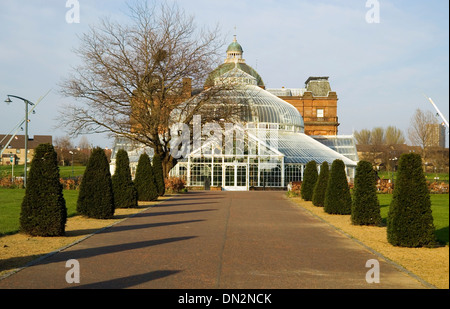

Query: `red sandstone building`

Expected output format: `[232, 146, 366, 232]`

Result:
[267, 76, 339, 136]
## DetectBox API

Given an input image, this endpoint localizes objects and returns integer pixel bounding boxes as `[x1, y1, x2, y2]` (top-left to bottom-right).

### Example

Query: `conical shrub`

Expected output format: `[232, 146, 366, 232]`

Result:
[112, 149, 138, 208]
[301, 161, 318, 201]
[351, 160, 381, 226]
[387, 153, 436, 247]
[324, 159, 352, 215]
[135, 153, 158, 201]
[312, 161, 329, 207]
[77, 147, 115, 219]
[152, 153, 165, 196]
[20, 143, 67, 236]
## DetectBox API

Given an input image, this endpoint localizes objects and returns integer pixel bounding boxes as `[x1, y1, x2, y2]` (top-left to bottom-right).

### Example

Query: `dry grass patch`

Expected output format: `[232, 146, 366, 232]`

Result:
[289, 197, 449, 289]
[0, 195, 175, 279]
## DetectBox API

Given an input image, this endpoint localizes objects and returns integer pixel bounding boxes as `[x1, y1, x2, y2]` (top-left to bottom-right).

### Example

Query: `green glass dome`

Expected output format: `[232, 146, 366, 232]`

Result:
[204, 62, 265, 88]
[205, 36, 264, 88]
[227, 40, 243, 53]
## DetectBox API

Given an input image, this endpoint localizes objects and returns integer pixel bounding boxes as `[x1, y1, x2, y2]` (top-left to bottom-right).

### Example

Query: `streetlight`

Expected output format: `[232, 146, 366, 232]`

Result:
[69, 151, 76, 178]
[4, 95, 35, 188]
[389, 156, 398, 185]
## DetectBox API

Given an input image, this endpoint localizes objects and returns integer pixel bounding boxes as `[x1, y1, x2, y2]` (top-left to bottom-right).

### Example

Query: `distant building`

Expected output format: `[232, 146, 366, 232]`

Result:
[267, 76, 339, 136]
[0, 135, 52, 165]
[427, 123, 446, 148]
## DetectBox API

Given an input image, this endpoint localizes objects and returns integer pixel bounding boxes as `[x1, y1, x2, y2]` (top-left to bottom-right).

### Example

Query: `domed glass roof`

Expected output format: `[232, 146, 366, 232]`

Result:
[191, 66, 304, 131]
[217, 84, 304, 130]
[180, 37, 304, 132]
[205, 63, 264, 88]
[227, 40, 243, 53]
[204, 36, 264, 88]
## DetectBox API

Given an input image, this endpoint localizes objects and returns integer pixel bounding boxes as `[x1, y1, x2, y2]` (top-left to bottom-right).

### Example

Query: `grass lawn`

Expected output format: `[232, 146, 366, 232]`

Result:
[0, 188, 79, 235]
[377, 171, 449, 183]
[58, 166, 86, 178]
[0, 165, 86, 178]
[378, 194, 449, 245]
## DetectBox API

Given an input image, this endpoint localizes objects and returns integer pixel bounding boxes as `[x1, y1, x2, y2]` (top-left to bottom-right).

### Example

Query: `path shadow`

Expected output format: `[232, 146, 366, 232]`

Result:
[97, 220, 204, 234]
[181, 191, 225, 197]
[66, 270, 182, 289]
[137, 209, 217, 217]
[13, 236, 197, 268]
[165, 197, 223, 202]
[153, 202, 218, 208]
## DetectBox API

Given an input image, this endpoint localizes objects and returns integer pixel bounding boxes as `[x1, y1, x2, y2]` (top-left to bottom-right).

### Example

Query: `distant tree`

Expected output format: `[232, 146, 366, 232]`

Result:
[78, 136, 91, 149]
[354, 129, 371, 145]
[351, 160, 381, 226]
[112, 149, 138, 208]
[54, 135, 74, 166]
[135, 153, 158, 201]
[385, 126, 406, 145]
[20, 144, 67, 236]
[387, 153, 436, 247]
[77, 136, 91, 165]
[77, 147, 115, 219]
[408, 109, 439, 148]
[312, 161, 329, 207]
[355, 126, 407, 171]
[301, 161, 318, 201]
[324, 159, 352, 215]
[408, 108, 439, 163]
[370, 127, 385, 146]
[152, 153, 165, 196]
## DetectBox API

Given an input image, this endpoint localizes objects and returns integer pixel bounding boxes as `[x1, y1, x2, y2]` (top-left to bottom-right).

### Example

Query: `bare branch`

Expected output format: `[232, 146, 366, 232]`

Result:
[58, 1, 228, 162]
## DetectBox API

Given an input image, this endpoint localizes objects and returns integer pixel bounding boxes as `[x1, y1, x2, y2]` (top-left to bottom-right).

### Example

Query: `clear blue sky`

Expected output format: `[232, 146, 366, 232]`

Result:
[1, 0, 448, 148]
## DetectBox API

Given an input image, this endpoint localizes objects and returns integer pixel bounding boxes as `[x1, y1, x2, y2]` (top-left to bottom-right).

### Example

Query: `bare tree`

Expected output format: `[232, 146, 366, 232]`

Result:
[385, 126, 406, 145]
[354, 129, 371, 145]
[355, 126, 406, 170]
[76, 136, 91, 165]
[54, 135, 74, 166]
[408, 109, 439, 162]
[58, 1, 238, 175]
[77, 136, 90, 150]
[370, 127, 385, 146]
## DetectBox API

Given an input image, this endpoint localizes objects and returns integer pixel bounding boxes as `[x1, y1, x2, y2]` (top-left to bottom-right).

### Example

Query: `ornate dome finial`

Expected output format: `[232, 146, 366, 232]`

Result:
[225, 36, 244, 64]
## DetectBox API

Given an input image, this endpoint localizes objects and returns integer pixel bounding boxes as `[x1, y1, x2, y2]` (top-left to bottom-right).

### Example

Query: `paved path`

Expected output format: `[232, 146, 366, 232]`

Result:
[0, 191, 428, 289]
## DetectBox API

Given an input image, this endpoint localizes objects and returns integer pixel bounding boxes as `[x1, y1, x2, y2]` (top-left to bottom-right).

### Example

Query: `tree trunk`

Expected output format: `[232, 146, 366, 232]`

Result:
[161, 155, 176, 178]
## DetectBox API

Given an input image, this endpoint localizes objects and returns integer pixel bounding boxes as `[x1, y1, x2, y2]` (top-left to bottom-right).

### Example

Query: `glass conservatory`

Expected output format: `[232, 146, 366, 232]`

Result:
[110, 37, 358, 190]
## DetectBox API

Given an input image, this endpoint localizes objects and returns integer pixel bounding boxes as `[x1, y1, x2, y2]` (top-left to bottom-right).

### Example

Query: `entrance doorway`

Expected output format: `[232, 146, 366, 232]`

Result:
[223, 164, 247, 191]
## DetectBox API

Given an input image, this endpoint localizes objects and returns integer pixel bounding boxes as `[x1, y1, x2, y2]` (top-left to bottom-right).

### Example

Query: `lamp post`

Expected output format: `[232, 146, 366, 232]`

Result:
[9, 153, 14, 182]
[4, 95, 35, 188]
[69, 151, 75, 178]
[389, 156, 397, 185]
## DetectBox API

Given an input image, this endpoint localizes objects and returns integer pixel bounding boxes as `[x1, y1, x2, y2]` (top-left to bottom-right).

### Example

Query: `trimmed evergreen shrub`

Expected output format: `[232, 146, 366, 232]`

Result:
[312, 161, 329, 207]
[152, 153, 165, 196]
[387, 153, 436, 247]
[77, 147, 115, 219]
[301, 161, 318, 201]
[20, 143, 67, 236]
[112, 149, 138, 208]
[351, 160, 381, 226]
[135, 153, 158, 201]
[324, 159, 352, 215]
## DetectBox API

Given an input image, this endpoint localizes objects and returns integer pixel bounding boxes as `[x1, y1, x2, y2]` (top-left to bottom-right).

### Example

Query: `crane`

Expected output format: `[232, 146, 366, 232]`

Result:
[424, 94, 449, 130]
